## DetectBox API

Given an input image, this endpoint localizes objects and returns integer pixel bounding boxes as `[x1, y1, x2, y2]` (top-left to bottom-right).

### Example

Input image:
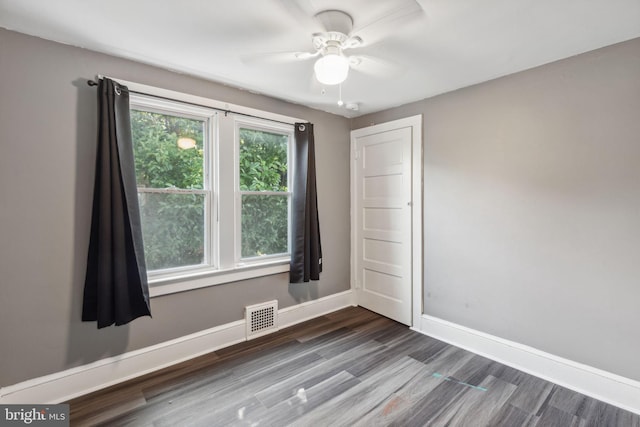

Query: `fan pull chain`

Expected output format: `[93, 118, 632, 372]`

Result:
[338, 84, 344, 107]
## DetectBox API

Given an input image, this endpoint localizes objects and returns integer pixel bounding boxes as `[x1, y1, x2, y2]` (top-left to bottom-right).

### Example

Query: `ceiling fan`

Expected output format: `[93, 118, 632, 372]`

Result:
[295, 10, 365, 86]
[245, 2, 424, 83]
[242, 2, 424, 109]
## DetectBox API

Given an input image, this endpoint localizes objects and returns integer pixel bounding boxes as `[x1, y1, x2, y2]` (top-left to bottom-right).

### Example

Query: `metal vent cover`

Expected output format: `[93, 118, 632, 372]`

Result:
[245, 300, 278, 339]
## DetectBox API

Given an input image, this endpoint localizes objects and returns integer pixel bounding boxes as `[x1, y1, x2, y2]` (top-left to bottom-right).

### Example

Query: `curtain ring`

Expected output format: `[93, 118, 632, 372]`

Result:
[298, 124, 305, 132]
[114, 85, 121, 96]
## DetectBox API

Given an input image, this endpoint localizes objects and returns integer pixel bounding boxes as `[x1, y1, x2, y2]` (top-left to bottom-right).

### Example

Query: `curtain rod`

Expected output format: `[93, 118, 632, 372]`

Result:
[87, 79, 300, 127]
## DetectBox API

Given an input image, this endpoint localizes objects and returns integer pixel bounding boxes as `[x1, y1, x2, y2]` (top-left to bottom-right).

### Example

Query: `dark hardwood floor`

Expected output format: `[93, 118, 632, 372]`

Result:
[67, 307, 639, 426]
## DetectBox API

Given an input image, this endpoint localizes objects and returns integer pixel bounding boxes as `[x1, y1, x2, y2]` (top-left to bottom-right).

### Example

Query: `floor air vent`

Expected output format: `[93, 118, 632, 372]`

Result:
[245, 300, 278, 339]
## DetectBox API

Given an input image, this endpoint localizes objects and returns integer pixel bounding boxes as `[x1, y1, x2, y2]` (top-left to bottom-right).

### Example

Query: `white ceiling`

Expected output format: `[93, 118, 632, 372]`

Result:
[1, 0, 639, 117]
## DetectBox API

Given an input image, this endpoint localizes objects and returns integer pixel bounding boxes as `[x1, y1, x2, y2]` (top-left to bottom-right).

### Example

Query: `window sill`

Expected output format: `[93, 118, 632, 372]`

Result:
[148, 260, 290, 298]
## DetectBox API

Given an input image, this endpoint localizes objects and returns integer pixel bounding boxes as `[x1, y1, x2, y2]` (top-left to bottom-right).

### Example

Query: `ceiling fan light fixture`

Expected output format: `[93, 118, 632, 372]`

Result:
[314, 53, 349, 85]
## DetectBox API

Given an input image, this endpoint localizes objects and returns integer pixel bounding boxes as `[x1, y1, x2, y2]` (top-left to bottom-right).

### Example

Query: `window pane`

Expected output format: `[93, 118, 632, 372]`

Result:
[139, 192, 205, 270]
[239, 128, 288, 191]
[241, 194, 288, 258]
[131, 110, 205, 190]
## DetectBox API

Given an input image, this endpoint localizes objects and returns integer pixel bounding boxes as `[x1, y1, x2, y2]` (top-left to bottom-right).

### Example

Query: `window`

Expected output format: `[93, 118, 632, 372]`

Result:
[128, 88, 295, 292]
[130, 97, 215, 275]
[237, 124, 292, 260]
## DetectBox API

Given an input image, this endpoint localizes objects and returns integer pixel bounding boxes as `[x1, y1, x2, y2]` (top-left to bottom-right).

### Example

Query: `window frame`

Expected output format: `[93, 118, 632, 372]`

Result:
[129, 94, 218, 280]
[116, 77, 303, 297]
[234, 118, 294, 265]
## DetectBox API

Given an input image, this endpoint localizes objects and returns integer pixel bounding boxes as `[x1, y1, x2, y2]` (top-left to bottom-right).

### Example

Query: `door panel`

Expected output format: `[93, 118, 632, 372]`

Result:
[354, 127, 412, 325]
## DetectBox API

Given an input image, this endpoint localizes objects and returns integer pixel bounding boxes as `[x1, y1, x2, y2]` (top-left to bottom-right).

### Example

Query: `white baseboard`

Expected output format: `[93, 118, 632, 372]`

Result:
[415, 314, 640, 416]
[279, 290, 356, 329]
[0, 290, 354, 405]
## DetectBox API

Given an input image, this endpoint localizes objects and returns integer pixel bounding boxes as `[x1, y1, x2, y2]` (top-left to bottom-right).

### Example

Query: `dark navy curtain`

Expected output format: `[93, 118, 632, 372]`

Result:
[290, 123, 322, 283]
[83, 77, 151, 328]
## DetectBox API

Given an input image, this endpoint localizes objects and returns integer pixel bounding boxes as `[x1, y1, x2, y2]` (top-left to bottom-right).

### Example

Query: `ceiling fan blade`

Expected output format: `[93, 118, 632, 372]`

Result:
[349, 54, 405, 79]
[295, 51, 320, 60]
[342, 36, 364, 50]
[241, 50, 316, 65]
[350, 0, 425, 46]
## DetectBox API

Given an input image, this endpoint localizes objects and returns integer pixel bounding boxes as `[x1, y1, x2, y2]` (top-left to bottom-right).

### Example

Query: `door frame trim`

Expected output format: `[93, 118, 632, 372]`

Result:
[350, 115, 423, 327]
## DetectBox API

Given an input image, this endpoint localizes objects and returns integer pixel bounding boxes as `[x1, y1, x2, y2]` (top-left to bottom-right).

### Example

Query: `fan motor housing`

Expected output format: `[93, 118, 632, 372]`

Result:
[314, 10, 353, 35]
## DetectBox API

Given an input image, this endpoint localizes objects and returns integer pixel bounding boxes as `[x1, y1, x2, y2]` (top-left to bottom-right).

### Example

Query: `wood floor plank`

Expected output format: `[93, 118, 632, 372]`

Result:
[66, 307, 640, 427]
[69, 389, 146, 427]
[388, 379, 473, 426]
[548, 385, 593, 418]
[484, 360, 524, 385]
[430, 375, 517, 426]
[352, 357, 466, 427]
[304, 326, 384, 360]
[506, 372, 555, 414]
[248, 371, 361, 426]
[406, 336, 450, 363]
[534, 405, 583, 427]
[144, 368, 240, 406]
[448, 353, 495, 386]
[234, 350, 325, 393]
[420, 346, 477, 379]
[581, 399, 640, 427]
[254, 339, 383, 408]
[125, 371, 252, 425]
[487, 403, 536, 426]
[290, 356, 427, 427]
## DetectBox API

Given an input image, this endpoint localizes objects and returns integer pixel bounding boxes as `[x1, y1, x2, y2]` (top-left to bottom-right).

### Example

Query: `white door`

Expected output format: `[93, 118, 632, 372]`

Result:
[352, 126, 413, 325]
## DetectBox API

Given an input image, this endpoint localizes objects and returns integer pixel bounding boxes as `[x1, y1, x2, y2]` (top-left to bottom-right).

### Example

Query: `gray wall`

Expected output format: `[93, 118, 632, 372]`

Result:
[352, 37, 640, 382]
[0, 29, 350, 386]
